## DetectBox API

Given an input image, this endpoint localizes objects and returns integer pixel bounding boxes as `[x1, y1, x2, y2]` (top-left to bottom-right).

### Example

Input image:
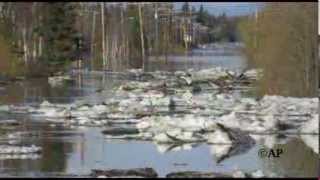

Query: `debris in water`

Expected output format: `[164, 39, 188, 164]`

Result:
[91, 168, 158, 178]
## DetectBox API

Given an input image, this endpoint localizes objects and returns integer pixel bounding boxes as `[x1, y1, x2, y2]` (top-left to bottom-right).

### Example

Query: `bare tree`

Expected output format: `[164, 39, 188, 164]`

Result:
[100, 2, 106, 67]
[138, 4, 145, 71]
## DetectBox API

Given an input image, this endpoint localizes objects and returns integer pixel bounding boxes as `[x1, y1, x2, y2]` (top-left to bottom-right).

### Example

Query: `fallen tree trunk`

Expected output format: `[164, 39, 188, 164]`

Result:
[102, 127, 140, 136]
[166, 171, 231, 178]
[91, 168, 158, 178]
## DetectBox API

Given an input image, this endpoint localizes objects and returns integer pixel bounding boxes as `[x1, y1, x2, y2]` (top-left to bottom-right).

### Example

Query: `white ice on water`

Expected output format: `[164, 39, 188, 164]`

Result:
[0, 145, 41, 154]
[48, 75, 72, 87]
[3, 67, 318, 155]
[0, 153, 40, 160]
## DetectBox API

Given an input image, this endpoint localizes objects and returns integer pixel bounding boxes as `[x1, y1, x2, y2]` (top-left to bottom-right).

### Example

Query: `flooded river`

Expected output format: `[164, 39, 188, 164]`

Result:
[0, 44, 318, 177]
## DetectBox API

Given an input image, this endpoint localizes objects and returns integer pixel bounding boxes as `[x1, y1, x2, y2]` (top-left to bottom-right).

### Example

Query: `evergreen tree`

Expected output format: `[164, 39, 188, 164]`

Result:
[196, 5, 205, 24]
[191, 6, 196, 14]
[37, 3, 80, 72]
[181, 2, 189, 14]
[196, 5, 210, 26]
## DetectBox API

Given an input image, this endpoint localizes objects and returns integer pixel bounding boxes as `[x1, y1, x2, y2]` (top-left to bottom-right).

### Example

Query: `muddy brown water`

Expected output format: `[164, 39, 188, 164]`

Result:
[0, 45, 318, 177]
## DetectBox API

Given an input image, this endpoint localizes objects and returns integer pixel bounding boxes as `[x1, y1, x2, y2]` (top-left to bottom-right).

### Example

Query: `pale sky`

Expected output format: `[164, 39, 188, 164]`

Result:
[174, 2, 263, 17]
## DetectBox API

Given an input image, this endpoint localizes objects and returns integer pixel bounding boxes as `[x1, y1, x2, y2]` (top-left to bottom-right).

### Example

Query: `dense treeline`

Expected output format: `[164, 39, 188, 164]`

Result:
[194, 4, 241, 43]
[239, 2, 318, 97]
[0, 3, 81, 77]
[0, 2, 244, 78]
[0, 2, 317, 99]
[0, 3, 194, 76]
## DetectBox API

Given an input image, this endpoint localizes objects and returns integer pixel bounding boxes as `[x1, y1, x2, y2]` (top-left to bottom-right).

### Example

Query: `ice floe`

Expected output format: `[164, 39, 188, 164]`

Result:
[0, 145, 41, 154]
[2, 67, 317, 158]
[48, 75, 74, 87]
[0, 153, 41, 160]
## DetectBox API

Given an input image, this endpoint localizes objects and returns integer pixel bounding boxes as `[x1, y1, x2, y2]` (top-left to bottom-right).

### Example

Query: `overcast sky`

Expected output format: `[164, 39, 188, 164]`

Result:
[174, 2, 263, 17]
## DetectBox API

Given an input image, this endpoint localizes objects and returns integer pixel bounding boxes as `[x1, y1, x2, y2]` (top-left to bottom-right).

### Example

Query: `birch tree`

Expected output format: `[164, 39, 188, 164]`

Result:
[138, 4, 145, 71]
[100, 2, 106, 67]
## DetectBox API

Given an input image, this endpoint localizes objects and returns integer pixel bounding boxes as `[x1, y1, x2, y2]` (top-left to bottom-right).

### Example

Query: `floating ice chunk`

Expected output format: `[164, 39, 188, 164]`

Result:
[0, 145, 41, 154]
[155, 143, 173, 154]
[127, 68, 143, 75]
[180, 76, 192, 85]
[166, 129, 182, 137]
[139, 132, 153, 140]
[119, 81, 152, 91]
[259, 95, 318, 115]
[145, 90, 165, 98]
[240, 97, 258, 106]
[136, 121, 151, 130]
[140, 96, 170, 107]
[243, 69, 263, 79]
[300, 135, 318, 154]
[299, 114, 319, 134]
[167, 130, 200, 143]
[107, 113, 136, 120]
[180, 144, 193, 151]
[118, 98, 137, 108]
[71, 108, 92, 118]
[174, 71, 186, 77]
[216, 94, 229, 100]
[97, 175, 107, 178]
[48, 75, 73, 87]
[0, 153, 40, 160]
[207, 129, 232, 144]
[190, 67, 230, 82]
[78, 117, 90, 125]
[209, 144, 232, 161]
[72, 99, 91, 108]
[153, 133, 171, 143]
[92, 104, 108, 114]
[40, 100, 53, 107]
[77, 105, 91, 111]
[250, 170, 264, 178]
[32, 106, 70, 119]
[168, 115, 208, 132]
[126, 90, 165, 99]
[48, 109, 70, 118]
[153, 129, 201, 143]
[0, 105, 9, 112]
[286, 105, 296, 111]
[261, 115, 277, 131]
[232, 170, 246, 178]
[171, 143, 193, 152]
[182, 91, 193, 104]
[263, 135, 277, 149]
[216, 112, 239, 128]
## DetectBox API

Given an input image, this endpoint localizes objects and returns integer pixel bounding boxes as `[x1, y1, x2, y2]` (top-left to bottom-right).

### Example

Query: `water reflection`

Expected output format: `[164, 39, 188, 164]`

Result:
[146, 47, 247, 73]
[0, 122, 317, 177]
[0, 78, 79, 105]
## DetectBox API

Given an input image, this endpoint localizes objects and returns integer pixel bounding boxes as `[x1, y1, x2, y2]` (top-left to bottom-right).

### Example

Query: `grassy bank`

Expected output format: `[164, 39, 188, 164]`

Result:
[0, 36, 26, 79]
[239, 2, 318, 97]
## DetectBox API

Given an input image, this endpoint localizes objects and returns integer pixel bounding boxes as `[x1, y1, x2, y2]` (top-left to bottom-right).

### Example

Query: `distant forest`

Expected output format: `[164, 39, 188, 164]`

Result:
[0, 2, 317, 97]
[0, 2, 242, 77]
